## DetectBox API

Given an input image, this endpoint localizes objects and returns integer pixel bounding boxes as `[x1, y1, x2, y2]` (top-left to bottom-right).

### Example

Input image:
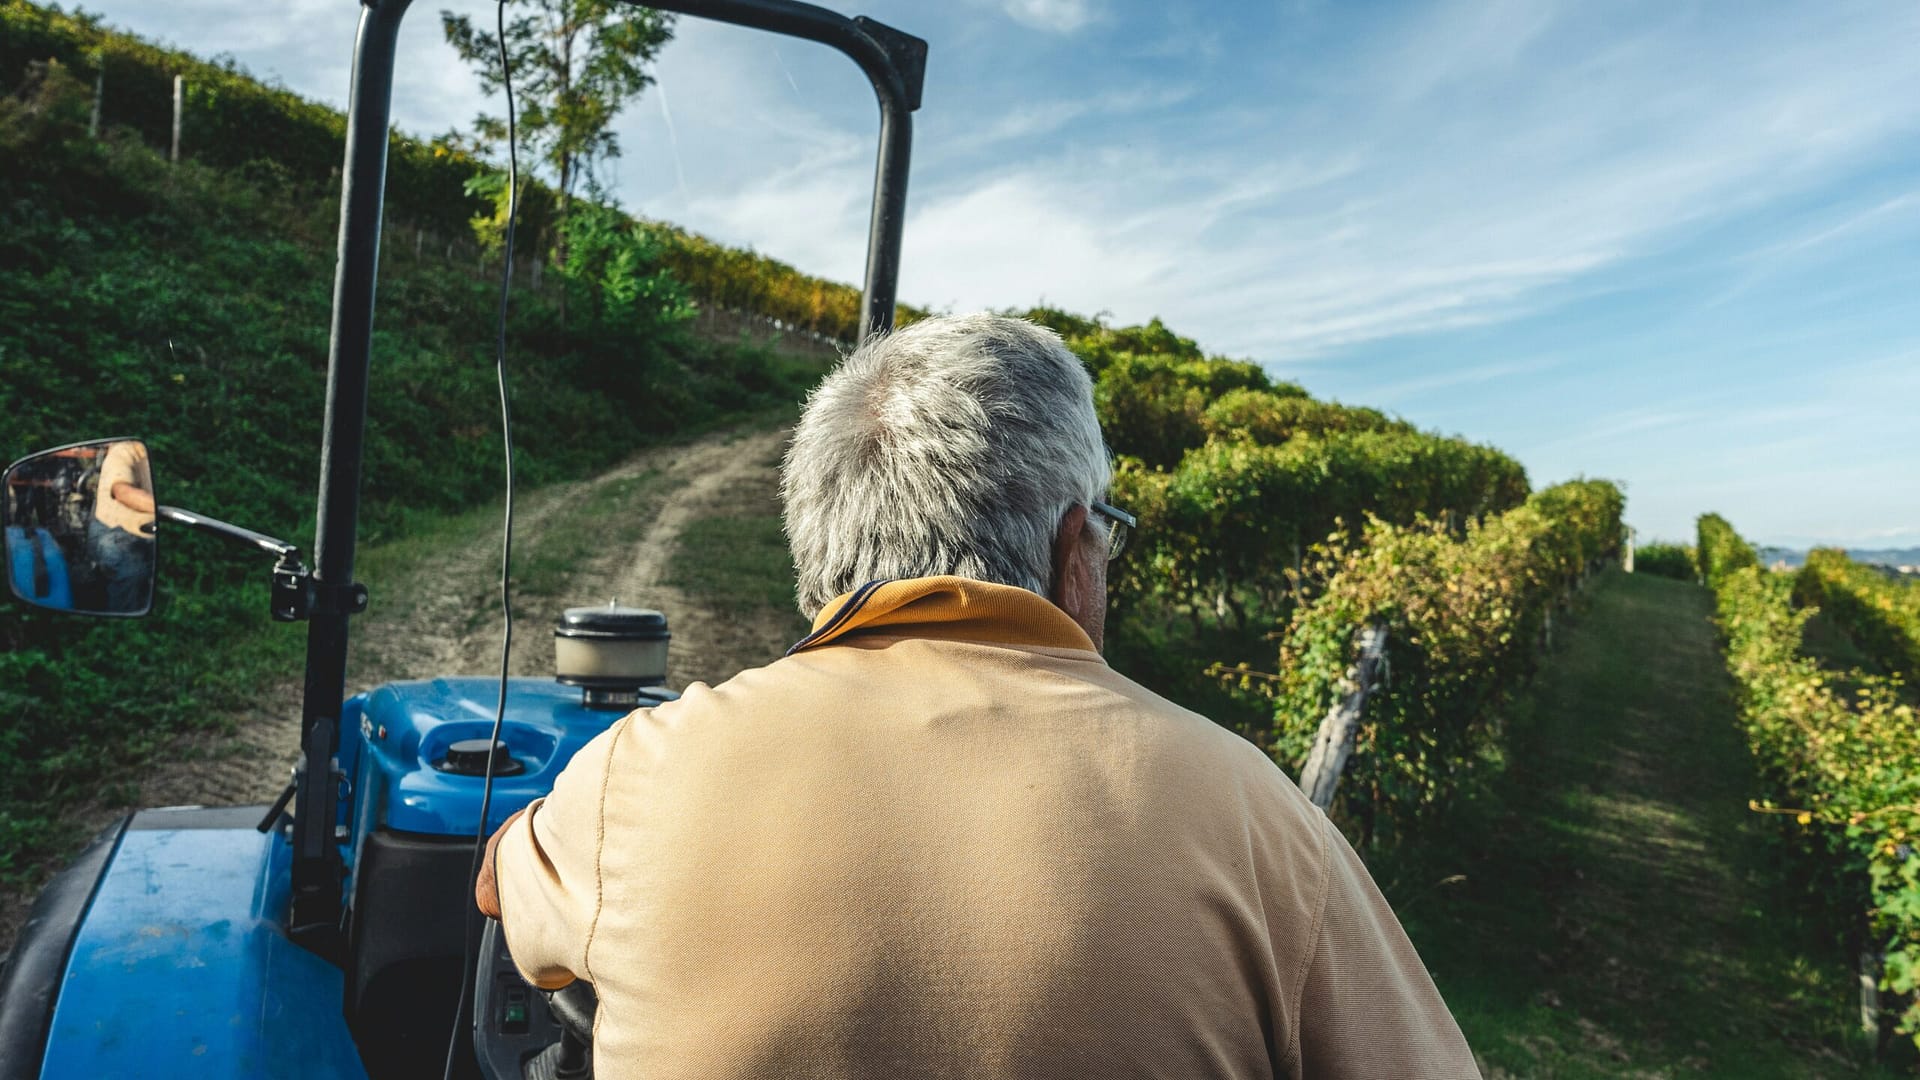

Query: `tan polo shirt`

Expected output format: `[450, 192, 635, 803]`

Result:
[91, 440, 153, 534]
[495, 576, 1478, 1079]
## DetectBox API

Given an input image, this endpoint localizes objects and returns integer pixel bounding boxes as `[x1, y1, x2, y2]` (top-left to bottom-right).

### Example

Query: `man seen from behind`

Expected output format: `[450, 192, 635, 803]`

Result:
[478, 313, 1480, 1079]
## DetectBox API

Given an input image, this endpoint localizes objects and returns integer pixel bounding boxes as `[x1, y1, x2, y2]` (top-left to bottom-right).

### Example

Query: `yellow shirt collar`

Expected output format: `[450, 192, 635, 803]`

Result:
[790, 576, 1097, 655]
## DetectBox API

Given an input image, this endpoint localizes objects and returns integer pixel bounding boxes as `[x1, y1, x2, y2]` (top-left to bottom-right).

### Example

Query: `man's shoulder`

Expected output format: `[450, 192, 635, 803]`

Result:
[638, 638, 1309, 800]
[657, 634, 1198, 722]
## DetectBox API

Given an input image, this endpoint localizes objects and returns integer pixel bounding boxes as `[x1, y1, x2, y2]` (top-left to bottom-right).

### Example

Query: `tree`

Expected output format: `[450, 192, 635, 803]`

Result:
[442, 0, 675, 261]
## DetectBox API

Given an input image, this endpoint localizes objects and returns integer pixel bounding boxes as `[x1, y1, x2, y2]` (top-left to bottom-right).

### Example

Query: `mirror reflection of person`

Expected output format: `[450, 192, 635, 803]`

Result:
[87, 440, 155, 611]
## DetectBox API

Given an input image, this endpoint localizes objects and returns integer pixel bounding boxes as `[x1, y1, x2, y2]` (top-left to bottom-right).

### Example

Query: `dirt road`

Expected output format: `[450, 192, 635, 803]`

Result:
[1, 425, 795, 944]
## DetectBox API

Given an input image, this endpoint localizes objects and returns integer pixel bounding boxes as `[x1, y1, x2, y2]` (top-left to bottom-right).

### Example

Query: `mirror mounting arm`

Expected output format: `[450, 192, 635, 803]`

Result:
[154, 506, 368, 623]
[156, 505, 300, 561]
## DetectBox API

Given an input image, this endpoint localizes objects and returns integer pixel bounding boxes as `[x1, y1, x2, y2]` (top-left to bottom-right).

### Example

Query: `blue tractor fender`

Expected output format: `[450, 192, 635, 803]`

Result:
[5, 526, 73, 609]
[0, 809, 368, 1079]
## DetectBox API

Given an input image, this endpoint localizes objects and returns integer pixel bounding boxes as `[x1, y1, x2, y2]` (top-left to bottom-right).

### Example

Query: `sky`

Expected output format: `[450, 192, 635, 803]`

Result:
[87, 0, 1920, 549]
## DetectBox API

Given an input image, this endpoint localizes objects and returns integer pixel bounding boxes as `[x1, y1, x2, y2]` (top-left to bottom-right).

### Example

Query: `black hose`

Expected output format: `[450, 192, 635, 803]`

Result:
[443, 2, 521, 1076]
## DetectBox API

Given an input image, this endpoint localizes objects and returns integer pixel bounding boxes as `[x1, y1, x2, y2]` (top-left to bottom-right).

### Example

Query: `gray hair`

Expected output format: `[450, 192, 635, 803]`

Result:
[782, 313, 1110, 619]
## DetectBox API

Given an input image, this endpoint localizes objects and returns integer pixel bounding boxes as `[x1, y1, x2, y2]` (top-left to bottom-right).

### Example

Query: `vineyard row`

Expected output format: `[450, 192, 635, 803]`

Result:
[1698, 515, 1920, 1047]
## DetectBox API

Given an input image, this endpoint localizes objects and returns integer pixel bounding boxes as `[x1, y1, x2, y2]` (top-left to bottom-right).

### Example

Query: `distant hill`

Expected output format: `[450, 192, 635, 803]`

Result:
[1848, 547, 1920, 570]
[1757, 546, 1920, 574]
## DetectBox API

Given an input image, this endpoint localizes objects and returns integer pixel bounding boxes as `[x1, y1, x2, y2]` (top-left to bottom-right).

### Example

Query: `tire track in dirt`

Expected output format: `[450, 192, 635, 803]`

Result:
[1, 426, 794, 947]
[599, 426, 800, 690]
[344, 431, 780, 687]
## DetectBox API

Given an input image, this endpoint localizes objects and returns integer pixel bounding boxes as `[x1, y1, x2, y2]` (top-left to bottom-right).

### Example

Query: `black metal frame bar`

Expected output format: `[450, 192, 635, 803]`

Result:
[288, 0, 412, 946]
[291, 0, 923, 953]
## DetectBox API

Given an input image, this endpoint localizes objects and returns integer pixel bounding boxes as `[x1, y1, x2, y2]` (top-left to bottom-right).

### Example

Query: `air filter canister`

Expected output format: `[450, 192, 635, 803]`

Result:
[554, 604, 670, 708]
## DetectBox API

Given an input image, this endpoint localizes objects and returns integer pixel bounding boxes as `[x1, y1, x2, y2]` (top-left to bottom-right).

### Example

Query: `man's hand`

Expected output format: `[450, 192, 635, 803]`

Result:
[475, 807, 528, 920]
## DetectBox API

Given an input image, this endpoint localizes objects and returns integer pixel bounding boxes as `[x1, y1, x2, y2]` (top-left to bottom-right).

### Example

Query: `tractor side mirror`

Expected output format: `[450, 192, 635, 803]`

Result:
[2, 438, 156, 617]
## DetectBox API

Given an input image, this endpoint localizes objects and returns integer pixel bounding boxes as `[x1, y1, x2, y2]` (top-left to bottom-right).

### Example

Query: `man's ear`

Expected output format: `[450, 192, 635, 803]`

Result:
[1050, 503, 1091, 611]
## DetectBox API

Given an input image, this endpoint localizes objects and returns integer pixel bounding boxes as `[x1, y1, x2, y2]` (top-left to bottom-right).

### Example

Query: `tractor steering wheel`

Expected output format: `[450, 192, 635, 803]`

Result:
[544, 981, 599, 1046]
[472, 919, 598, 1080]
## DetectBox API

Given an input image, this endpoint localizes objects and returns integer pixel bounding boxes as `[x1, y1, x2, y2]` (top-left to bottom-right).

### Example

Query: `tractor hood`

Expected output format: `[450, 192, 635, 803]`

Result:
[29, 808, 367, 1079]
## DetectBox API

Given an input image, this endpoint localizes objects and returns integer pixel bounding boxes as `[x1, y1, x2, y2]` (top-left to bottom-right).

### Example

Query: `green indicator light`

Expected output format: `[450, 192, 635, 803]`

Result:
[506, 1005, 527, 1022]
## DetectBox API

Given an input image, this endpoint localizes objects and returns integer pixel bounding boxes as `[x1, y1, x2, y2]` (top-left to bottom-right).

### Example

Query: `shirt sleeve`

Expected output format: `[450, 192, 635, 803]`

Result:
[1294, 815, 1481, 1079]
[95, 444, 135, 516]
[494, 715, 630, 989]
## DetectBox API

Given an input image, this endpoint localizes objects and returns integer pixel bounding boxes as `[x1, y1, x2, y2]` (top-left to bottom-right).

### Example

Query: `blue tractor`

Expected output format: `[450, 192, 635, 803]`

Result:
[0, 2, 925, 1076]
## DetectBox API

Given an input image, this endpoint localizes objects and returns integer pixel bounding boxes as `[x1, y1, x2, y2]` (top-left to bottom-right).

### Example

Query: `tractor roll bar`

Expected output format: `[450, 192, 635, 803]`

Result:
[292, 0, 925, 954]
[289, 0, 414, 947]
[640, 0, 927, 337]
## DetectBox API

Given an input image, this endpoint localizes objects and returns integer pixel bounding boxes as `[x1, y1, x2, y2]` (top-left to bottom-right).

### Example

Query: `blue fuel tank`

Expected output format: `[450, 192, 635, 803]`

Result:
[344, 675, 678, 853]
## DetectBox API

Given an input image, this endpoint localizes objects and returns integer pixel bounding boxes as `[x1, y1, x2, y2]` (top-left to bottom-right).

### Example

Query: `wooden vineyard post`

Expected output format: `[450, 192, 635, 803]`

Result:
[1298, 621, 1390, 811]
[1860, 949, 1881, 1038]
[1624, 525, 1636, 573]
[170, 75, 183, 163]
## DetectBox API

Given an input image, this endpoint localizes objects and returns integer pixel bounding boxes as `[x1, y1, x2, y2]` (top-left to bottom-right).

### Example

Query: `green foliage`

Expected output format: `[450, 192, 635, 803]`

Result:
[0, 0, 490, 238]
[1698, 512, 1759, 588]
[1200, 388, 1401, 445]
[0, 1, 910, 343]
[1794, 549, 1920, 683]
[1009, 304, 1108, 344]
[1239, 480, 1624, 841]
[1635, 541, 1696, 582]
[1385, 571, 1915, 1077]
[1705, 518, 1920, 1048]
[1027, 312, 1208, 374]
[551, 201, 694, 337]
[1059, 300, 1531, 743]
[650, 228, 929, 343]
[1094, 353, 1273, 469]
[463, 170, 519, 259]
[1113, 430, 1530, 630]
[0, 55, 85, 134]
[440, 0, 675, 204]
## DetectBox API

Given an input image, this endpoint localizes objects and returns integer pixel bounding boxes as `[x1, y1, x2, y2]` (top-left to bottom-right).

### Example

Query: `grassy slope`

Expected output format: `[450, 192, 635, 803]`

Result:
[1384, 570, 1911, 1077]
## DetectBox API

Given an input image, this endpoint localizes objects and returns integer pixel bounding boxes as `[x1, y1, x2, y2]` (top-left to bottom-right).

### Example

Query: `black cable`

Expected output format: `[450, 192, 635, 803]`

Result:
[444, 2, 520, 1076]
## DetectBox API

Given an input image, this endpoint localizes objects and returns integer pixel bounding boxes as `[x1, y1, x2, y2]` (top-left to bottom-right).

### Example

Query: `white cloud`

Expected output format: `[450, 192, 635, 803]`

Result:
[1538, 407, 1701, 452]
[1700, 190, 1920, 312]
[1367, 356, 1563, 407]
[943, 85, 1194, 153]
[902, 174, 1169, 313]
[998, 0, 1096, 34]
[689, 152, 872, 281]
[1380, 0, 1559, 103]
